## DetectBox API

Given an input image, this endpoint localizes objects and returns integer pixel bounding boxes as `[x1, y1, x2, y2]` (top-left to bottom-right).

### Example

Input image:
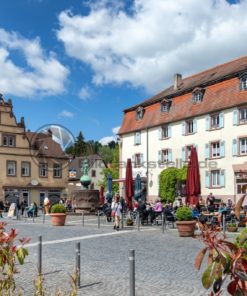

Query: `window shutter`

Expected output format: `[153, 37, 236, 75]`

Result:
[132, 155, 135, 168]
[137, 132, 141, 144]
[158, 150, 162, 163]
[193, 119, 197, 133]
[205, 116, 210, 131]
[168, 125, 172, 138]
[233, 110, 238, 126]
[168, 149, 172, 162]
[220, 141, 225, 157]
[182, 147, 185, 161]
[205, 143, 210, 159]
[232, 139, 238, 156]
[134, 133, 137, 145]
[182, 122, 185, 136]
[158, 127, 162, 140]
[219, 113, 224, 128]
[205, 171, 210, 188]
[220, 170, 225, 187]
[140, 154, 144, 166]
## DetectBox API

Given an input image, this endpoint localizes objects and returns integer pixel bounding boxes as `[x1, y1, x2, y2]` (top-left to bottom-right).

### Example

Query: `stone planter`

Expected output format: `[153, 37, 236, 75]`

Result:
[50, 213, 67, 226]
[176, 220, 196, 237]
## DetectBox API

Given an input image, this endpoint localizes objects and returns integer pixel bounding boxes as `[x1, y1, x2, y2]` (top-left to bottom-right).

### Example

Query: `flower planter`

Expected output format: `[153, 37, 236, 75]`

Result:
[227, 226, 238, 232]
[50, 213, 67, 226]
[176, 220, 196, 237]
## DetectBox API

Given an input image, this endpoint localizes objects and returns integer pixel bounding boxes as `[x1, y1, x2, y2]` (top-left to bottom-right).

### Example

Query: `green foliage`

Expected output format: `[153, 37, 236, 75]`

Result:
[159, 166, 187, 203]
[235, 228, 247, 249]
[176, 206, 193, 221]
[51, 204, 66, 213]
[98, 146, 119, 193]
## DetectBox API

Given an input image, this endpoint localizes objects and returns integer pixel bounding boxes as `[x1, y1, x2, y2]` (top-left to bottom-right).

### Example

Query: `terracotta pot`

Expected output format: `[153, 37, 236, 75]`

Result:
[50, 213, 67, 226]
[176, 220, 196, 237]
[227, 226, 238, 232]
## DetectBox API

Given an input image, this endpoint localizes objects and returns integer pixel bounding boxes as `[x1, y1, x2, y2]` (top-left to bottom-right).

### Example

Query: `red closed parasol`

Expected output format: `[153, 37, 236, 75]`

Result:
[125, 158, 134, 210]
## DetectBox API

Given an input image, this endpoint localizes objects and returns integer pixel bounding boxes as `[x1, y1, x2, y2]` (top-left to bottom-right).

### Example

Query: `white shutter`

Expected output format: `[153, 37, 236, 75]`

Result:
[233, 110, 238, 126]
[168, 125, 172, 138]
[220, 141, 225, 157]
[220, 170, 225, 187]
[182, 147, 185, 161]
[205, 143, 210, 159]
[182, 122, 186, 135]
[205, 116, 210, 131]
[168, 149, 172, 162]
[232, 139, 238, 156]
[193, 119, 197, 133]
[158, 150, 162, 163]
[140, 154, 144, 166]
[158, 127, 162, 140]
[219, 113, 224, 128]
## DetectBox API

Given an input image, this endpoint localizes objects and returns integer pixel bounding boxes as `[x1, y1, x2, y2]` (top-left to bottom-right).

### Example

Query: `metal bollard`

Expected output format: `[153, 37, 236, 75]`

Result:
[82, 211, 84, 227]
[24, 209, 27, 222]
[137, 212, 140, 231]
[38, 236, 42, 276]
[222, 214, 226, 235]
[162, 213, 165, 233]
[76, 242, 81, 288]
[129, 249, 135, 296]
[98, 211, 101, 228]
[43, 211, 45, 224]
[33, 214, 35, 223]
[121, 212, 124, 229]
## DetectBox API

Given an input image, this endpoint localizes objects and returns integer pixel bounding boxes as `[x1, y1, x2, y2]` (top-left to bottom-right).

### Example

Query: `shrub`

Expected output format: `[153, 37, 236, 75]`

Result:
[51, 204, 66, 214]
[227, 222, 237, 228]
[176, 206, 193, 221]
[235, 227, 247, 250]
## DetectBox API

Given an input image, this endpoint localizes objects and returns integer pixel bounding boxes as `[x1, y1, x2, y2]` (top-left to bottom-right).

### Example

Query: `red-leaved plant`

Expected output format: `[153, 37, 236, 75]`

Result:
[0, 221, 30, 294]
[195, 223, 247, 296]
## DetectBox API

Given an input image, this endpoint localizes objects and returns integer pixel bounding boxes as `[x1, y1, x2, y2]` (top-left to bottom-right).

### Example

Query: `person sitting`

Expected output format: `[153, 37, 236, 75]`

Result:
[137, 200, 148, 225]
[27, 203, 35, 217]
[192, 205, 200, 220]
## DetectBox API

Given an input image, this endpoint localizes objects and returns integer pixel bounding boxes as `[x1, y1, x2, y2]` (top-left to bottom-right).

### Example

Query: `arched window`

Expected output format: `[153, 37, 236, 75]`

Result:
[240, 74, 247, 91]
[192, 87, 205, 104]
[136, 106, 144, 120]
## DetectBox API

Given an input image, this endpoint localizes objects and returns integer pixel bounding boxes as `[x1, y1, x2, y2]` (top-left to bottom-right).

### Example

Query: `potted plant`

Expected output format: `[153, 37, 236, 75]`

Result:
[227, 222, 238, 232]
[176, 206, 196, 237]
[195, 225, 247, 295]
[50, 204, 67, 226]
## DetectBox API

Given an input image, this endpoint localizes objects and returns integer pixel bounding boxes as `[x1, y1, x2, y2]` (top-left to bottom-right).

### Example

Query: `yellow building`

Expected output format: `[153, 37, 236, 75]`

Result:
[0, 94, 69, 206]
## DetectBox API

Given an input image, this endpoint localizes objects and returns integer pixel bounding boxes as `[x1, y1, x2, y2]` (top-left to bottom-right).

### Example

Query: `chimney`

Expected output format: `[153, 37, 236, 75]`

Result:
[174, 73, 182, 90]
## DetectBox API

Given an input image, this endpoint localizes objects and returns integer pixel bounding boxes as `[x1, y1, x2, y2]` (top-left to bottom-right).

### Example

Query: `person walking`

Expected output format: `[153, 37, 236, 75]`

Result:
[111, 194, 122, 230]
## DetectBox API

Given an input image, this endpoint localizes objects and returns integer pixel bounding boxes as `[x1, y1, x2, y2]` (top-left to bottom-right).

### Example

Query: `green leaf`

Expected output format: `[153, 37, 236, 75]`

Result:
[202, 263, 216, 289]
[16, 248, 26, 265]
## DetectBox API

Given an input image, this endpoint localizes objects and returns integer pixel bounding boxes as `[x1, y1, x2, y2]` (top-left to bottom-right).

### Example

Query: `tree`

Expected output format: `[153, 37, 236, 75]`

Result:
[86, 140, 102, 155]
[159, 166, 187, 203]
[108, 140, 117, 149]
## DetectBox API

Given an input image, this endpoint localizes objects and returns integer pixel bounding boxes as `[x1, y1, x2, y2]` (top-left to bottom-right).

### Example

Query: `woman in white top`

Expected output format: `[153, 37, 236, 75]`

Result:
[111, 195, 122, 230]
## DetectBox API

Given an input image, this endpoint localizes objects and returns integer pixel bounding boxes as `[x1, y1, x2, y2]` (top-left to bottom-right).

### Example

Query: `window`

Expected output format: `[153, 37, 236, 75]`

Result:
[39, 163, 48, 177]
[134, 132, 141, 145]
[161, 149, 169, 163]
[53, 163, 61, 178]
[91, 170, 96, 177]
[162, 126, 169, 138]
[211, 142, 220, 158]
[239, 108, 247, 123]
[186, 145, 193, 160]
[161, 101, 171, 112]
[7, 161, 16, 176]
[134, 153, 142, 168]
[240, 75, 247, 91]
[2, 134, 16, 147]
[186, 120, 194, 134]
[136, 106, 144, 120]
[211, 114, 220, 129]
[211, 170, 220, 187]
[192, 88, 205, 104]
[239, 137, 247, 155]
[21, 162, 30, 177]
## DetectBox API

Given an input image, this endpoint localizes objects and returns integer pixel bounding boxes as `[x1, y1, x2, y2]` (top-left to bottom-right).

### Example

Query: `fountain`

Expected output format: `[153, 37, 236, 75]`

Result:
[71, 159, 99, 213]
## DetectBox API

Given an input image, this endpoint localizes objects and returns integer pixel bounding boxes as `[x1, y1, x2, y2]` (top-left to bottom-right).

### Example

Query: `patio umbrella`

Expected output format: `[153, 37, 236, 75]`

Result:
[106, 173, 113, 203]
[99, 186, 105, 205]
[125, 158, 134, 210]
[186, 147, 201, 205]
[134, 174, 142, 201]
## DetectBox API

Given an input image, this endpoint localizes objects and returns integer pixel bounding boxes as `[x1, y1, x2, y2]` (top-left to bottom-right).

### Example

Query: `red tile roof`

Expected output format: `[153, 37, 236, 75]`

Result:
[119, 56, 247, 135]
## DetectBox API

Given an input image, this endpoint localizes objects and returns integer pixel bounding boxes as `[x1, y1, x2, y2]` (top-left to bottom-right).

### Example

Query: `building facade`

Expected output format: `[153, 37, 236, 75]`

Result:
[119, 56, 247, 205]
[0, 95, 69, 206]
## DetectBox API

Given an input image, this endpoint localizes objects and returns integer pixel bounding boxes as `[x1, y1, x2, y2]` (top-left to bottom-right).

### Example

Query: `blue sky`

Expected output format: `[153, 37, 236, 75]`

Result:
[0, 0, 245, 144]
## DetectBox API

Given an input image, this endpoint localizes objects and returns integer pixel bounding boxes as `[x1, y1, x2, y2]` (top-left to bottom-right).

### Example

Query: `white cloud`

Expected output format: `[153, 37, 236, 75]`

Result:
[78, 86, 91, 100]
[99, 125, 120, 144]
[57, 0, 247, 93]
[59, 110, 74, 118]
[0, 29, 69, 98]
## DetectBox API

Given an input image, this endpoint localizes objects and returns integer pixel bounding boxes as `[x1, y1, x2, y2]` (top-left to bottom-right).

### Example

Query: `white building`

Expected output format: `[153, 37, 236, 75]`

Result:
[119, 56, 247, 205]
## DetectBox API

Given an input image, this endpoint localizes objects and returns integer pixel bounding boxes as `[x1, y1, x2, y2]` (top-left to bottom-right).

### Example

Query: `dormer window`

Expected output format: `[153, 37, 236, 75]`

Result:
[136, 106, 144, 120]
[240, 73, 247, 91]
[161, 99, 171, 112]
[192, 88, 205, 104]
